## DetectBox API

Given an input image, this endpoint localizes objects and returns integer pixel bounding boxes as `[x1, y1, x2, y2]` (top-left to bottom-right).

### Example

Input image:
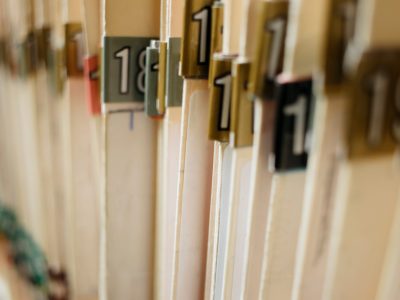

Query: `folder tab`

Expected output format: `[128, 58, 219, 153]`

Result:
[157, 42, 167, 115]
[49, 48, 66, 95]
[248, 0, 288, 100]
[181, 0, 214, 78]
[38, 27, 51, 68]
[65, 23, 84, 77]
[348, 49, 400, 159]
[42, 27, 52, 71]
[208, 2, 224, 86]
[273, 76, 313, 171]
[103, 37, 154, 103]
[230, 61, 254, 147]
[145, 40, 162, 118]
[209, 53, 236, 142]
[166, 38, 184, 107]
[17, 31, 39, 78]
[324, 0, 358, 88]
[84, 55, 101, 115]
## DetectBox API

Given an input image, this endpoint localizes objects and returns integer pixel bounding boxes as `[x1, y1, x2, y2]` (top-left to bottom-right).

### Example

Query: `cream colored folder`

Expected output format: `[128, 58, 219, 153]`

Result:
[323, 1, 400, 297]
[172, 0, 214, 298]
[101, 0, 160, 298]
[259, 0, 327, 298]
[219, 0, 254, 297]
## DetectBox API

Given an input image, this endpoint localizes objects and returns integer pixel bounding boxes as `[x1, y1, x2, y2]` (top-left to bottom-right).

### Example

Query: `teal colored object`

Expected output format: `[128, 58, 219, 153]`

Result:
[0, 204, 19, 239]
[0, 201, 48, 289]
[12, 228, 48, 287]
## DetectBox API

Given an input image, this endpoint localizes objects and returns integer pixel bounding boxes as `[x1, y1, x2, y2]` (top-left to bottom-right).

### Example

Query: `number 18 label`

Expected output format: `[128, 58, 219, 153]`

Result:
[103, 37, 154, 103]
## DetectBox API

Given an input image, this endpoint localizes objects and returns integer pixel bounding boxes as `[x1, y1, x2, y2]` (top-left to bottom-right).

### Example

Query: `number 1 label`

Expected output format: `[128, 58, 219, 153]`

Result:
[215, 74, 232, 130]
[348, 50, 400, 158]
[192, 7, 211, 65]
[181, 0, 213, 78]
[273, 78, 313, 171]
[208, 54, 235, 142]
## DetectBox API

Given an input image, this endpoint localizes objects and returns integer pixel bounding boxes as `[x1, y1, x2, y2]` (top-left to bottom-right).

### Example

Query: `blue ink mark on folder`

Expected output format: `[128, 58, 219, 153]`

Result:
[130, 111, 134, 130]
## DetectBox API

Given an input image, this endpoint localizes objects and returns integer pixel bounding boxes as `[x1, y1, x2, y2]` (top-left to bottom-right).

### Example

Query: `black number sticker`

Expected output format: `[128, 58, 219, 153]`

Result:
[273, 79, 313, 171]
[349, 50, 400, 158]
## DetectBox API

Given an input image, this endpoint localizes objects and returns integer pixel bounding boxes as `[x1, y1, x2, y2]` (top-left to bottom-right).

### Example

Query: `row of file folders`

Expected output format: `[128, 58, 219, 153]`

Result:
[0, 0, 399, 299]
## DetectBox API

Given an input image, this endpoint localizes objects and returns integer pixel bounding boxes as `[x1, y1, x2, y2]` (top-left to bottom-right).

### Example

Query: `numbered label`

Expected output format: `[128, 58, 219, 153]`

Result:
[249, 0, 288, 100]
[48, 48, 66, 95]
[113, 47, 146, 95]
[65, 23, 84, 77]
[193, 7, 211, 65]
[215, 74, 232, 130]
[230, 62, 254, 147]
[84, 55, 101, 115]
[208, 55, 235, 142]
[103, 37, 154, 103]
[18, 31, 39, 77]
[41, 27, 52, 70]
[273, 78, 313, 171]
[181, 0, 213, 78]
[266, 18, 286, 79]
[324, 0, 358, 87]
[348, 50, 400, 158]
